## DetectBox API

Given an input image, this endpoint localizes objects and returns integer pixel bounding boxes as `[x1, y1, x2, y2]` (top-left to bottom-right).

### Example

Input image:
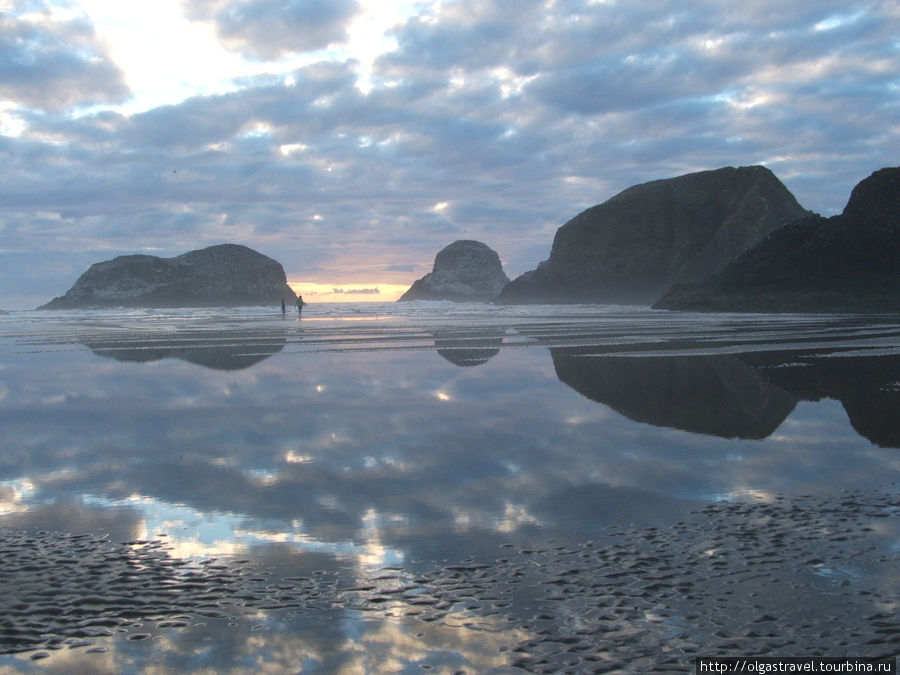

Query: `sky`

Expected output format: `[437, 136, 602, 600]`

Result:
[0, 0, 898, 308]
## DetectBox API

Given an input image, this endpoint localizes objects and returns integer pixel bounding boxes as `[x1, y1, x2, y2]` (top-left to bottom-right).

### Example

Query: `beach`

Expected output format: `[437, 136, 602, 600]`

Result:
[0, 303, 897, 673]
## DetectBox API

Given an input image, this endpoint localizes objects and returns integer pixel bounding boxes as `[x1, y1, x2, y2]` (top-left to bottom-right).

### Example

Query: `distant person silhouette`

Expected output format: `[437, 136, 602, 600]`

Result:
[296, 295, 305, 317]
[281, 298, 286, 316]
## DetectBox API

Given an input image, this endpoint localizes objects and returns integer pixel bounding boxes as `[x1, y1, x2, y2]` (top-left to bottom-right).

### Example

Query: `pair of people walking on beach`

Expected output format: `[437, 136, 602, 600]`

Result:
[281, 296, 304, 317]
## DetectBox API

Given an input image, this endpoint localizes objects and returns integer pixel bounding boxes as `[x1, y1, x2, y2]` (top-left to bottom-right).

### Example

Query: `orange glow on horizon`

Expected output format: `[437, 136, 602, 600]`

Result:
[288, 281, 409, 303]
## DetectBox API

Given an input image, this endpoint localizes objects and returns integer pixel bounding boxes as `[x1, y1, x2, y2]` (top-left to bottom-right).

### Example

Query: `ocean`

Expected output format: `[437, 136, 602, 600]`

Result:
[0, 303, 897, 672]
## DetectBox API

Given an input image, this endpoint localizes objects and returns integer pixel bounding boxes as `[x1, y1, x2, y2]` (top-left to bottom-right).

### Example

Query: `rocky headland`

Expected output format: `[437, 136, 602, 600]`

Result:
[497, 166, 809, 305]
[399, 240, 510, 302]
[38, 244, 296, 310]
[654, 167, 900, 313]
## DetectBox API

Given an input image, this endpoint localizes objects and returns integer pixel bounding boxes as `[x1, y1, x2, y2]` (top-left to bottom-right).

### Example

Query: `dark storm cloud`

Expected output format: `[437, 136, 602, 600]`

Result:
[182, 0, 361, 58]
[0, 2, 128, 110]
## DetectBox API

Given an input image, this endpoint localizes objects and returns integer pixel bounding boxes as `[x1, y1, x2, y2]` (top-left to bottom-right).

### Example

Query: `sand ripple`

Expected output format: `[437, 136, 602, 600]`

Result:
[340, 490, 898, 672]
[1, 490, 897, 672]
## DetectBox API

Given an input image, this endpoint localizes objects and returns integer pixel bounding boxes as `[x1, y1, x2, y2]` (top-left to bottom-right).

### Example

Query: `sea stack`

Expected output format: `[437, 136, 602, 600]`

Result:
[38, 244, 297, 309]
[497, 166, 809, 305]
[654, 167, 900, 313]
[398, 240, 510, 302]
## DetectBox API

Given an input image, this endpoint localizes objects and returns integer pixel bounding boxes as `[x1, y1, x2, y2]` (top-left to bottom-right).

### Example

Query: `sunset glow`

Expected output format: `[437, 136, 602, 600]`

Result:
[288, 281, 409, 303]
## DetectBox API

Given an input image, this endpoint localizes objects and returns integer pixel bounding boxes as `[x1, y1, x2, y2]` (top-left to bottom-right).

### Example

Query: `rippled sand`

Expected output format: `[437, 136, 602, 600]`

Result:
[2, 490, 896, 672]
[2, 306, 897, 671]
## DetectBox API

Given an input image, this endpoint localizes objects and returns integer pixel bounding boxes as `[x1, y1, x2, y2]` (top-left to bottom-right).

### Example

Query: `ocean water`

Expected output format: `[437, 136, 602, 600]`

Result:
[0, 303, 897, 672]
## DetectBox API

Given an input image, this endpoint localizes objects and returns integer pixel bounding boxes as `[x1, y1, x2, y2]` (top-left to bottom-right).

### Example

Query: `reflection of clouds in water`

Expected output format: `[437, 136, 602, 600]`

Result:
[2, 345, 898, 557]
[452, 500, 540, 534]
[0, 479, 32, 516]
[68, 492, 406, 571]
[1, 491, 895, 671]
[2, 315, 899, 669]
[0, 310, 900, 672]
[3, 315, 900, 593]
[358, 507, 404, 569]
[16, 603, 528, 673]
[339, 614, 525, 673]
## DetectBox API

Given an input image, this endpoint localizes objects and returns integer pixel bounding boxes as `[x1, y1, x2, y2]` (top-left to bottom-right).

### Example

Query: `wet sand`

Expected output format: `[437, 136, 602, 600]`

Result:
[2, 490, 896, 672]
[1, 305, 898, 672]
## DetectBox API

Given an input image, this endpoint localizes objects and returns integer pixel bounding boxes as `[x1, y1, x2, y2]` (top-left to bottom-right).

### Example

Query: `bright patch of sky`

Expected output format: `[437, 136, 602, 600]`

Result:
[289, 281, 409, 302]
[813, 11, 865, 32]
[76, 0, 250, 111]
[74, 0, 423, 113]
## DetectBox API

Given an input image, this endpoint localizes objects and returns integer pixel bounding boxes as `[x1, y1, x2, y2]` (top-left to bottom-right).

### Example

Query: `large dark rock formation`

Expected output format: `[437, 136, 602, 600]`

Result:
[399, 240, 510, 302]
[497, 166, 809, 305]
[654, 168, 900, 313]
[38, 244, 297, 309]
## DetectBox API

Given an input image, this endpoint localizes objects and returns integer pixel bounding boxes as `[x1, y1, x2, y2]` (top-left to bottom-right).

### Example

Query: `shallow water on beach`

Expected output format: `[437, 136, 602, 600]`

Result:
[0, 303, 897, 673]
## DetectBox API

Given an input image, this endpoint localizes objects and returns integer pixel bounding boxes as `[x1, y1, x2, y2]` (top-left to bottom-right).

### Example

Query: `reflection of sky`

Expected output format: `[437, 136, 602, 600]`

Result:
[2, 321, 897, 558]
[1, 308, 899, 670]
[74, 492, 407, 570]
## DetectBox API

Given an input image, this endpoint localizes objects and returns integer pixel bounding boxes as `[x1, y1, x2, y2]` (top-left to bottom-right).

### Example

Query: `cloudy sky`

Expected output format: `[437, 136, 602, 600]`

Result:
[1, 0, 897, 307]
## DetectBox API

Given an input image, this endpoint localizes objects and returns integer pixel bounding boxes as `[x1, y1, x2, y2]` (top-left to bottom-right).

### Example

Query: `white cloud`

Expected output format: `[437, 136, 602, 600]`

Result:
[0, 0, 129, 109]
[181, 0, 360, 58]
[0, 0, 898, 309]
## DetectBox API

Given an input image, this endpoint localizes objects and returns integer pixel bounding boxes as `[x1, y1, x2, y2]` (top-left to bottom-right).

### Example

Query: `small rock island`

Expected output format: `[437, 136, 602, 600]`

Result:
[398, 240, 510, 302]
[38, 244, 296, 309]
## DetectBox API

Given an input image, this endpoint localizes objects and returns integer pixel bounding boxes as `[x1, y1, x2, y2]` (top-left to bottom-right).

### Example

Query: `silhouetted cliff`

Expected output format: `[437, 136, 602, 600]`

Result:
[655, 168, 900, 313]
[498, 166, 808, 305]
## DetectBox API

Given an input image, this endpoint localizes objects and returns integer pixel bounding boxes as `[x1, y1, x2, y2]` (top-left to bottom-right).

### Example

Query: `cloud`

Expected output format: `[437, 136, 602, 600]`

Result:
[0, 0, 898, 307]
[332, 287, 380, 295]
[0, 1, 129, 110]
[182, 0, 361, 59]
